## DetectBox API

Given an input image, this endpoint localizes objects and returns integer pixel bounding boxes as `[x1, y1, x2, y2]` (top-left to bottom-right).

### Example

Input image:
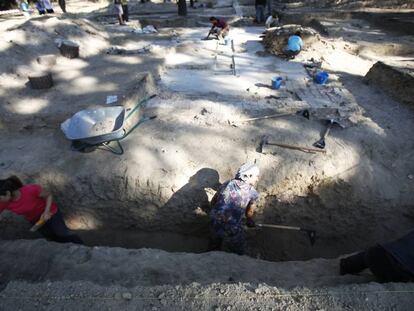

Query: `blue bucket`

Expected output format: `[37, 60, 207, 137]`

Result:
[271, 77, 283, 89]
[315, 71, 329, 84]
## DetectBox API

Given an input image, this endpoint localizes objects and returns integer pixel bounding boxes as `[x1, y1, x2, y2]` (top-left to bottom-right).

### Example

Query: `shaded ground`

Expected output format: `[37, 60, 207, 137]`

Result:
[0, 0, 414, 310]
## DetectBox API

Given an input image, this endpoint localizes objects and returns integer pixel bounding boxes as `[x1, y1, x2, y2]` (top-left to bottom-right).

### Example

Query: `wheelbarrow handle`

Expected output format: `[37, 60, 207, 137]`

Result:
[126, 94, 157, 120]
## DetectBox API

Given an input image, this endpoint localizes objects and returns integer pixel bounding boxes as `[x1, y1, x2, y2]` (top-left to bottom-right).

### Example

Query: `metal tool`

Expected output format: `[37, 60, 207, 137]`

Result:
[232, 109, 309, 127]
[313, 118, 341, 149]
[239, 109, 309, 123]
[61, 95, 157, 155]
[257, 223, 316, 246]
[257, 135, 326, 154]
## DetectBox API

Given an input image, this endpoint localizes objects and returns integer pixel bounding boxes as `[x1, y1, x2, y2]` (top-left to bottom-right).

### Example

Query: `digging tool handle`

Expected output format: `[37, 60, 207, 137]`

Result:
[322, 120, 333, 139]
[267, 142, 327, 154]
[257, 223, 316, 246]
[257, 224, 301, 231]
[240, 112, 293, 123]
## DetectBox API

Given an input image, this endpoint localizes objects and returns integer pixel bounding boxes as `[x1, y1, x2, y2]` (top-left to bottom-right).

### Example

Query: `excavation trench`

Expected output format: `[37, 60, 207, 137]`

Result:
[1, 178, 411, 263]
[1, 10, 413, 264]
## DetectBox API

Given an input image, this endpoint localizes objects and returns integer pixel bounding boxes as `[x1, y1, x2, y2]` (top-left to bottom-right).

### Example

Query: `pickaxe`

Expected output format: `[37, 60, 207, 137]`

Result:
[231, 109, 309, 127]
[257, 135, 327, 154]
[256, 223, 317, 246]
[239, 109, 309, 123]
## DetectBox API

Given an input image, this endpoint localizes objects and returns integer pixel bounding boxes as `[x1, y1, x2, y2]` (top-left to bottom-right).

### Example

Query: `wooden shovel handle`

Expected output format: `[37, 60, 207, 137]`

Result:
[268, 142, 327, 154]
[240, 112, 293, 123]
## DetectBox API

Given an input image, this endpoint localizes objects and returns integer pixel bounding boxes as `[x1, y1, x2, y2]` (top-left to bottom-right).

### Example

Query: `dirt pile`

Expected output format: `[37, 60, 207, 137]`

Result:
[1, 240, 414, 310]
[2, 16, 109, 71]
[0, 239, 357, 288]
[262, 25, 320, 56]
[3, 280, 414, 311]
[364, 61, 414, 107]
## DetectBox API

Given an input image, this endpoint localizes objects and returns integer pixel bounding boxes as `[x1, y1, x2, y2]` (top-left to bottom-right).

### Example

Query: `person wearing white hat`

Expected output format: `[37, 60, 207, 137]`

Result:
[209, 163, 260, 255]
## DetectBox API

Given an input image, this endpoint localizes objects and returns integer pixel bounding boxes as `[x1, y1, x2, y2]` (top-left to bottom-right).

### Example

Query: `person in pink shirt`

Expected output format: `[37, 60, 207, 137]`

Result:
[0, 176, 83, 244]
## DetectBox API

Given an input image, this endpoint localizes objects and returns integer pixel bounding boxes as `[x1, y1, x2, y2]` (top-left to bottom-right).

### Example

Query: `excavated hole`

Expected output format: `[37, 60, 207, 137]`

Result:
[2, 184, 410, 263]
[1, 12, 412, 263]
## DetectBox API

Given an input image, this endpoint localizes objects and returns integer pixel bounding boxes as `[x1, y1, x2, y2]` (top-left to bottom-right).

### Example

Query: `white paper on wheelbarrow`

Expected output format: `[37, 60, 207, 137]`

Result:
[61, 107, 124, 140]
[106, 95, 118, 105]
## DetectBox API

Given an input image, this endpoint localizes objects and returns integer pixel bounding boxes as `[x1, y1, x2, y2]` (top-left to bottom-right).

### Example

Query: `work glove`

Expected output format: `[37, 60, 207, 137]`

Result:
[246, 218, 256, 228]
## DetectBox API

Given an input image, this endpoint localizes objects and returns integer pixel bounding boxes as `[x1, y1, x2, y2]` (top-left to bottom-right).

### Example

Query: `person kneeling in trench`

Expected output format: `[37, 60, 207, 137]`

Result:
[0, 176, 83, 244]
[209, 163, 259, 255]
[340, 229, 414, 282]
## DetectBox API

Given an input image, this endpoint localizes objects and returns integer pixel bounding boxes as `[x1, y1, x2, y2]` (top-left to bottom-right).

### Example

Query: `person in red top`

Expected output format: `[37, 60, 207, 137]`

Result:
[0, 176, 83, 244]
[207, 17, 230, 40]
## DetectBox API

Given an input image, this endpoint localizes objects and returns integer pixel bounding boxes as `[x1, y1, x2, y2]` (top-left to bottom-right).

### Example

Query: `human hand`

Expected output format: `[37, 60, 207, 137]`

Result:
[41, 211, 52, 221]
[246, 218, 256, 228]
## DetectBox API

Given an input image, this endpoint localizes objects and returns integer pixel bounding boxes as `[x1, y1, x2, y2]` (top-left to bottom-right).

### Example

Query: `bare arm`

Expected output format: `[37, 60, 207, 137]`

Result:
[210, 191, 220, 208]
[39, 188, 53, 221]
[245, 201, 257, 219]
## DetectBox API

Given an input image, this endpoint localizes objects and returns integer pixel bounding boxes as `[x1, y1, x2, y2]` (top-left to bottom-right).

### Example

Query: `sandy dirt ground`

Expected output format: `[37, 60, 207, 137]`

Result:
[0, 0, 414, 310]
[1, 239, 414, 310]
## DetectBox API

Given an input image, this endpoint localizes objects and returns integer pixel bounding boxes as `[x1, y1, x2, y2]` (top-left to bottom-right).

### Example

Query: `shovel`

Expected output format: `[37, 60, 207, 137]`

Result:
[313, 119, 334, 149]
[313, 118, 346, 149]
[256, 223, 316, 246]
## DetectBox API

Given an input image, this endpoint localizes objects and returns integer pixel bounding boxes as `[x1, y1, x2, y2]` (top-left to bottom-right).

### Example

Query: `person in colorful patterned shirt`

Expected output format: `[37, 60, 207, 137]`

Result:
[209, 163, 260, 255]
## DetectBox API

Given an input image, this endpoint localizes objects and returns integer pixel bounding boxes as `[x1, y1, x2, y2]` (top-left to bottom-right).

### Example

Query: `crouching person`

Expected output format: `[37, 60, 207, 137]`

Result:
[208, 17, 230, 40]
[0, 176, 83, 244]
[340, 229, 414, 282]
[283, 31, 303, 59]
[209, 163, 260, 255]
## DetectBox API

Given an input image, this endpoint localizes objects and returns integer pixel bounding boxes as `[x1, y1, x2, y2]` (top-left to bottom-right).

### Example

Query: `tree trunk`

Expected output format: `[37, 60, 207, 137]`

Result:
[177, 0, 187, 16]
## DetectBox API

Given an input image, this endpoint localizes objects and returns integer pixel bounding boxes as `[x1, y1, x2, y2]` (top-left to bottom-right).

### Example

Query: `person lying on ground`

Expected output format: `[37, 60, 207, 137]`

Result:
[0, 176, 83, 245]
[283, 31, 303, 59]
[114, 0, 126, 25]
[35, 0, 54, 15]
[209, 163, 260, 255]
[207, 17, 230, 40]
[340, 229, 414, 282]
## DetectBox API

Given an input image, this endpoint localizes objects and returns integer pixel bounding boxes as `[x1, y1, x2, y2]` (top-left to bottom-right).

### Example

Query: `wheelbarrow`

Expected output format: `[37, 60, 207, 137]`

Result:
[61, 95, 157, 155]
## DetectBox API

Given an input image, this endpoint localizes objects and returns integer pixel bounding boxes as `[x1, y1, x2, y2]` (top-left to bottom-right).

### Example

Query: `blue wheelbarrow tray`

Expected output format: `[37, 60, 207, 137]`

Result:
[61, 106, 126, 146]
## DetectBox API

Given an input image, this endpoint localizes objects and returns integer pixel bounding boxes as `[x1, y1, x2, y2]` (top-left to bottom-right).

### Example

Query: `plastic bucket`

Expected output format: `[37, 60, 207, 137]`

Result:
[271, 77, 283, 89]
[315, 71, 329, 84]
